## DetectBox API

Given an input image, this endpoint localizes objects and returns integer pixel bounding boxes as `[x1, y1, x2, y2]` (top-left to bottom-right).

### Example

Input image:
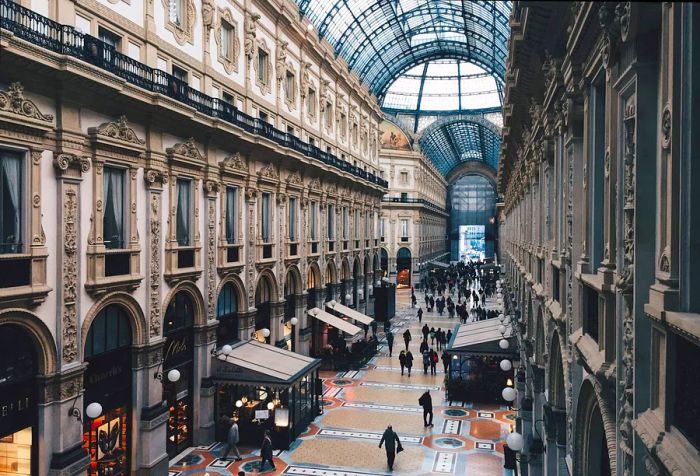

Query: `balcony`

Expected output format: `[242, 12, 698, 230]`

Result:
[381, 196, 447, 214]
[0, 0, 388, 190]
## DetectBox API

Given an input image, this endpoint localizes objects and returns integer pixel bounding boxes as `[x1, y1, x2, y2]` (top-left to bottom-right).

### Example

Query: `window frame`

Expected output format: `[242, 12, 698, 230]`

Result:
[0, 148, 25, 255]
[176, 178, 193, 246]
[225, 186, 238, 245]
[102, 165, 128, 250]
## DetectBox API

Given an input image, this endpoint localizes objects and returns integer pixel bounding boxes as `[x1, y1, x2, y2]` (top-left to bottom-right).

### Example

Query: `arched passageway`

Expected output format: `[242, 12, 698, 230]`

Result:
[396, 247, 412, 287]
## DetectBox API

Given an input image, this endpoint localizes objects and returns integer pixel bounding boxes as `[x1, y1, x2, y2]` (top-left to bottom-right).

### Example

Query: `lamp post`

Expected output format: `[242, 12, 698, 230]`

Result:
[289, 317, 298, 352]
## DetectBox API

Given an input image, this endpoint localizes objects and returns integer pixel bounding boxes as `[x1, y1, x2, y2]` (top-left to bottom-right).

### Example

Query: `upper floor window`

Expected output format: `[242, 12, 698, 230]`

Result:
[169, 0, 183, 26]
[327, 204, 335, 240]
[400, 219, 408, 238]
[380, 218, 385, 239]
[342, 207, 348, 239]
[400, 171, 408, 184]
[325, 104, 333, 128]
[222, 91, 235, 106]
[220, 20, 234, 60]
[103, 166, 126, 249]
[257, 48, 269, 84]
[176, 178, 191, 246]
[352, 122, 359, 147]
[98, 26, 121, 50]
[172, 64, 188, 83]
[354, 209, 359, 237]
[310, 201, 318, 241]
[261, 192, 271, 243]
[0, 150, 22, 254]
[225, 186, 238, 245]
[340, 113, 347, 138]
[285, 71, 295, 102]
[259, 110, 269, 123]
[288, 197, 297, 241]
[308, 88, 317, 117]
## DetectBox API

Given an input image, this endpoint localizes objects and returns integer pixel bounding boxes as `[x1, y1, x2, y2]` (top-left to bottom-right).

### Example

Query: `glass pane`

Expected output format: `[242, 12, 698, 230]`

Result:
[176, 179, 191, 246]
[0, 151, 22, 253]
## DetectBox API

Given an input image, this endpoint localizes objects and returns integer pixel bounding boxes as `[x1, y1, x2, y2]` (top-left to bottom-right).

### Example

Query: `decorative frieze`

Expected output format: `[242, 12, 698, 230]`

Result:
[0, 82, 54, 123]
[61, 187, 79, 364]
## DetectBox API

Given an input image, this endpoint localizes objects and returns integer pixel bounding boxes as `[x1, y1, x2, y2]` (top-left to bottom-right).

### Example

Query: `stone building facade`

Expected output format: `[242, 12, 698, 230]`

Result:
[0, 0, 388, 473]
[499, 2, 700, 476]
[378, 120, 449, 287]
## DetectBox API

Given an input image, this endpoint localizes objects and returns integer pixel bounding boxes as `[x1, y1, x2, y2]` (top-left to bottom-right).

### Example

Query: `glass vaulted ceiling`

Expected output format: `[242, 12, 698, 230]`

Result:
[296, 0, 510, 101]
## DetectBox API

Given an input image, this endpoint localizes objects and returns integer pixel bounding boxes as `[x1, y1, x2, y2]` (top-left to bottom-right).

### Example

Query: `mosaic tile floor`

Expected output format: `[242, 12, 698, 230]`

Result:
[169, 288, 516, 475]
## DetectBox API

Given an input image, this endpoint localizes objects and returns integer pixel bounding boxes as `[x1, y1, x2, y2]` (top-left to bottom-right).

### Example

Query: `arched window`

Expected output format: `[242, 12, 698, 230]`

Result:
[85, 304, 132, 357]
[164, 292, 194, 336]
[216, 283, 238, 345]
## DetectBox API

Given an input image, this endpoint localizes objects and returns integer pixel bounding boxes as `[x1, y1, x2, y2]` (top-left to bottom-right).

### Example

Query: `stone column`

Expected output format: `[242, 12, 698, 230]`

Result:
[193, 324, 217, 446]
[271, 301, 286, 348]
[295, 292, 309, 355]
[238, 310, 257, 341]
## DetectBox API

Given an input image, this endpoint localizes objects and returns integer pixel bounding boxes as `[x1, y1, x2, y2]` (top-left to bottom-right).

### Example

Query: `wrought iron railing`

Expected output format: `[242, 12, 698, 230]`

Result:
[381, 196, 447, 213]
[0, 0, 388, 189]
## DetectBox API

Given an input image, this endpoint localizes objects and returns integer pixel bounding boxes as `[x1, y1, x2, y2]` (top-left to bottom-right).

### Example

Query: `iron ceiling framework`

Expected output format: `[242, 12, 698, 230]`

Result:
[418, 116, 501, 176]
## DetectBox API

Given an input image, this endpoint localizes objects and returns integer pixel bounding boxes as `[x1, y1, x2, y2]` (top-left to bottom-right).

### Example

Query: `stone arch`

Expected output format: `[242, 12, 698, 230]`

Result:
[325, 259, 338, 284]
[340, 257, 351, 281]
[548, 330, 566, 409]
[353, 256, 363, 277]
[307, 261, 322, 289]
[284, 264, 303, 296]
[254, 268, 279, 303]
[82, 292, 148, 357]
[162, 280, 207, 326]
[0, 308, 58, 376]
[215, 274, 249, 313]
[574, 379, 616, 476]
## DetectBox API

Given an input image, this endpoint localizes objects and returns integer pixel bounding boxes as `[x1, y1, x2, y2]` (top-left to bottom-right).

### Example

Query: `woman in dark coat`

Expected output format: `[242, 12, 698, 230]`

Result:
[399, 350, 406, 375]
[405, 350, 414, 377]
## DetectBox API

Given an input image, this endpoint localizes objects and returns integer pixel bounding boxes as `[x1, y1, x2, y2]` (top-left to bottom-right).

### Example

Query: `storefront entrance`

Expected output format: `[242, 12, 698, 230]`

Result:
[254, 275, 274, 343]
[396, 247, 412, 287]
[0, 325, 38, 476]
[83, 305, 133, 476]
[163, 291, 195, 458]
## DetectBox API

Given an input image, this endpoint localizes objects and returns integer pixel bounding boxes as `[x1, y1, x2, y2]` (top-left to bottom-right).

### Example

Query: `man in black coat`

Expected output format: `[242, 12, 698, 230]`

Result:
[378, 425, 402, 471]
[419, 391, 434, 427]
[403, 329, 412, 351]
[260, 429, 275, 471]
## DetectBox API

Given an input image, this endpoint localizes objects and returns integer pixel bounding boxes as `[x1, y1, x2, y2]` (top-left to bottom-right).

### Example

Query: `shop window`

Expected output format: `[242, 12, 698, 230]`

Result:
[0, 150, 23, 254]
[673, 334, 700, 450]
[103, 166, 126, 250]
[176, 179, 191, 246]
[216, 283, 239, 346]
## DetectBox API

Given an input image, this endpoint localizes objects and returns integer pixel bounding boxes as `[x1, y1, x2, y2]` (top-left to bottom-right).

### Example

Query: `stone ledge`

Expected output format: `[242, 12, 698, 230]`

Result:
[634, 409, 700, 476]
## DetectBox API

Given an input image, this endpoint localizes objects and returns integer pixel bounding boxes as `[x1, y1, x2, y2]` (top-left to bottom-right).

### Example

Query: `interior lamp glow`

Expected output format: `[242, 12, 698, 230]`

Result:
[502, 387, 516, 402]
[266, 401, 275, 410]
[274, 408, 290, 427]
[167, 369, 181, 383]
[85, 402, 103, 419]
[235, 400, 243, 408]
[506, 378, 513, 387]
[506, 432, 525, 451]
[499, 339, 510, 350]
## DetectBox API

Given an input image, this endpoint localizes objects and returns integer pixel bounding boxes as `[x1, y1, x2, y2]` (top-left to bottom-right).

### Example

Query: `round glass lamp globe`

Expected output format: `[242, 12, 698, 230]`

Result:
[86, 402, 103, 419]
[502, 387, 516, 402]
[345, 294, 352, 302]
[499, 339, 510, 350]
[500, 359, 513, 372]
[290, 317, 299, 326]
[167, 369, 181, 382]
[498, 325, 507, 335]
[506, 432, 525, 451]
[222, 344, 233, 355]
[267, 401, 274, 410]
[235, 400, 243, 408]
[262, 328, 271, 338]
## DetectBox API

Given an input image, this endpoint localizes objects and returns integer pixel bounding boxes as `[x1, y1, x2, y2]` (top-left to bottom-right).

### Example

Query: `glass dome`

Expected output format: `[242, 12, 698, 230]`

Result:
[382, 60, 502, 112]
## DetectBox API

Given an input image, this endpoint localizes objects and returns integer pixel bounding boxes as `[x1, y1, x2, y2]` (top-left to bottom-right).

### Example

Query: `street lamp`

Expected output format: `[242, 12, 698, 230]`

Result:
[506, 431, 524, 451]
[502, 386, 516, 402]
[499, 338, 510, 350]
[500, 359, 512, 371]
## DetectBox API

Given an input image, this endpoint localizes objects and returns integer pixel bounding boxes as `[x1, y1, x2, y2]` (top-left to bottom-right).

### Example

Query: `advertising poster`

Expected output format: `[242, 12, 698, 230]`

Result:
[459, 225, 485, 262]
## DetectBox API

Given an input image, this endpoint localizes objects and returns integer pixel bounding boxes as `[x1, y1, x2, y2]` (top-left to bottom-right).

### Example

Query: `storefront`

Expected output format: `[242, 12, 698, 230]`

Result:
[163, 292, 195, 458]
[83, 305, 133, 476]
[0, 325, 38, 476]
[213, 340, 321, 450]
[446, 319, 518, 403]
[254, 275, 275, 343]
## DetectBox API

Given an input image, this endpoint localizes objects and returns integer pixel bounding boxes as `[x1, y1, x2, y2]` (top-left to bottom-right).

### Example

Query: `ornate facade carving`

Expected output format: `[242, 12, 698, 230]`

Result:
[215, 8, 241, 74]
[0, 82, 54, 122]
[276, 40, 288, 85]
[206, 199, 216, 321]
[92, 115, 145, 145]
[149, 193, 162, 337]
[54, 153, 91, 174]
[162, 0, 196, 46]
[62, 188, 78, 363]
[221, 152, 247, 172]
[167, 137, 205, 161]
[300, 61, 311, 99]
[244, 12, 260, 62]
[257, 162, 278, 181]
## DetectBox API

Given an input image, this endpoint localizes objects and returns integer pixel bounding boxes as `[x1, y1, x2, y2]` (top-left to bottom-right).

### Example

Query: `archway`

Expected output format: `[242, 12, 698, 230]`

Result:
[0, 324, 41, 475]
[307, 262, 322, 309]
[396, 247, 412, 287]
[284, 266, 302, 351]
[83, 304, 134, 476]
[163, 291, 196, 457]
[379, 248, 389, 277]
[448, 173, 498, 261]
[325, 260, 337, 302]
[352, 257, 362, 308]
[340, 258, 351, 305]
[216, 278, 245, 346]
[254, 272, 277, 343]
[574, 381, 613, 476]
[535, 308, 545, 366]
[363, 255, 372, 303]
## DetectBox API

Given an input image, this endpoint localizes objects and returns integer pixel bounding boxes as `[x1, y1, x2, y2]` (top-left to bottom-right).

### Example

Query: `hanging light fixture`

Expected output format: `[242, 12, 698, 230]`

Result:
[506, 432, 525, 451]
[85, 402, 103, 420]
[498, 325, 507, 335]
[235, 400, 243, 408]
[502, 387, 516, 402]
[499, 339, 510, 350]
[290, 317, 299, 326]
[500, 359, 512, 371]
[262, 328, 271, 338]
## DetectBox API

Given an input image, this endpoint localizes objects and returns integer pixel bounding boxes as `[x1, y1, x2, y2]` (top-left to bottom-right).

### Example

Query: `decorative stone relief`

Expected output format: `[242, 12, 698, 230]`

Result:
[93, 115, 145, 145]
[286, 171, 303, 186]
[149, 193, 162, 337]
[206, 199, 216, 321]
[246, 187, 257, 307]
[257, 163, 278, 180]
[167, 137, 205, 161]
[661, 103, 672, 149]
[599, 1, 621, 69]
[276, 40, 288, 85]
[221, 152, 247, 172]
[202, 0, 214, 41]
[244, 12, 260, 62]
[0, 82, 54, 122]
[54, 153, 91, 174]
[616, 97, 635, 476]
[319, 79, 330, 111]
[215, 8, 240, 74]
[309, 178, 321, 191]
[300, 61, 311, 99]
[62, 188, 78, 363]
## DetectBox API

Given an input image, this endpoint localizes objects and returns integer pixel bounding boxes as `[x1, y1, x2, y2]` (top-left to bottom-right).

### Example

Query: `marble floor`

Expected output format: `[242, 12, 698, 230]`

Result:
[168, 288, 515, 476]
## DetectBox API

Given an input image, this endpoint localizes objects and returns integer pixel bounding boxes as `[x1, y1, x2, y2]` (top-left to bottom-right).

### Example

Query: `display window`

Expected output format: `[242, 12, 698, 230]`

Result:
[164, 364, 192, 457]
[0, 428, 32, 475]
[83, 407, 129, 476]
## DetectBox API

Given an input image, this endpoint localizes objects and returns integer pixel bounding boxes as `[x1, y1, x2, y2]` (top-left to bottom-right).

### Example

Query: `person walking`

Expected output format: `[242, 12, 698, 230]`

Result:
[435, 328, 442, 351]
[403, 329, 412, 351]
[378, 425, 403, 471]
[441, 350, 451, 376]
[260, 429, 275, 471]
[405, 350, 414, 377]
[422, 324, 430, 342]
[419, 391, 434, 427]
[399, 350, 406, 375]
[411, 292, 417, 308]
[422, 348, 431, 374]
[220, 415, 242, 461]
[429, 327, 436, 346]
[417, 307, 424, 323]
[386, 331, 394, 357]
[439, 329, 447, 351]
[446, 329, 453, 344]
[430, 349, 438, 376]
[419, 338, 429, 355]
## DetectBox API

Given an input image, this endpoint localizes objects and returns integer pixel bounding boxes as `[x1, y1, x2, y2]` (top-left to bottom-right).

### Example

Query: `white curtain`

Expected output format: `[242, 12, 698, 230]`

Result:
[1, 154, 21, 249]
[226, 188, 236, 244]
[177, 180, 190, 245]
[109, 169, 123, 247]
[261, 193, 270, 242]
